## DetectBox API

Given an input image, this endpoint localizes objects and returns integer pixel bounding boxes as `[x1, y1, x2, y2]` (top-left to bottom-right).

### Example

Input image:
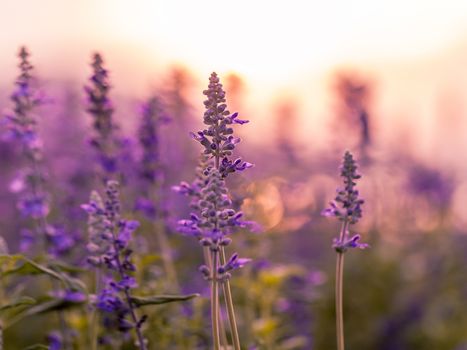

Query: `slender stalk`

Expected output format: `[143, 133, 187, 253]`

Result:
[335, 252, 345, 350]
[214, 137, 241, 350]
[220, 247, 241, 350]
[89, 269, 100, 350]
[211, 249, 221, 350]
[335, 219, 348, 350]
[204, 246, 229, 348]
[219, 310, 229, 349]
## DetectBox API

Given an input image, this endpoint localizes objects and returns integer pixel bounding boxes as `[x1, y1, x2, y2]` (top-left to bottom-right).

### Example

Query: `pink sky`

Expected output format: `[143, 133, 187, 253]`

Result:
[1, 0, 467, 164]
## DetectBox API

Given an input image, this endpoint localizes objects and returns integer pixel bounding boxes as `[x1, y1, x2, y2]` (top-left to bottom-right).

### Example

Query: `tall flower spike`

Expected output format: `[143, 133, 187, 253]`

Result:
[3, 47, 49, 248]
[190, 72, 252, 176]
[135, 96, 179, 291]
[82, 181, 147, 350]
[140, 97, 170, 183]
[85, 53, 119, 177]
[175, 73, 255, 350]
[135, 96, 170, 218]
[322, 150, 368, 350]
[322, 150, 367, 252]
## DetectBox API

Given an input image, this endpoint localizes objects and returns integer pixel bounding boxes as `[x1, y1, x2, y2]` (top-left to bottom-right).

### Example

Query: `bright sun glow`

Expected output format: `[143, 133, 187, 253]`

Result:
[105, 0, 467, 82]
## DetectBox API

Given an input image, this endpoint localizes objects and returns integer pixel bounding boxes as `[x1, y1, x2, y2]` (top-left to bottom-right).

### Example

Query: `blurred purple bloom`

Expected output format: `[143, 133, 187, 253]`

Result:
[137, 97, 169, 184]
[47, 331, 63, 350]
[218, 253, 251, 274]
[20, 228, 35, 253]
[17, 194, 49, 219]
[85, 53, 120, 180]
[45, 225, 80, 258]
[134, 197, 156, 220]
[406, 163, 454, 208]
[333, 234, 369, 253]
[1, 47, 68, 255]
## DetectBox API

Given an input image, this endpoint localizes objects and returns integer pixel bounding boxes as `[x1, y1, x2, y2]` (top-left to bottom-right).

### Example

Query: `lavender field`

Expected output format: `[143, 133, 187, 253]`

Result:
[2, 1, 467, 349]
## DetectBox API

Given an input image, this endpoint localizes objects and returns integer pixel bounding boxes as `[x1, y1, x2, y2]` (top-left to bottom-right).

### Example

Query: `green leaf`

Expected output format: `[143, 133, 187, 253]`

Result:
[23, 345, 49, 350]
[47, 261, 86, 273]
[0, 254, 25, 271]
[1, 255, 63, 280]
[23, 297, 85, 315]
[0, 296, 36, 313]
[4, 296, 86, 329]
[131, 293, 199, 307]
[0, 255, 87, 291]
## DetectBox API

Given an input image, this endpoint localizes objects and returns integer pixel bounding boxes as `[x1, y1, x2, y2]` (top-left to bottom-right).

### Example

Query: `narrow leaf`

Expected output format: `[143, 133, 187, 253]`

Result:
[0, 296, 36, 313]
[131, 293, 199, 307]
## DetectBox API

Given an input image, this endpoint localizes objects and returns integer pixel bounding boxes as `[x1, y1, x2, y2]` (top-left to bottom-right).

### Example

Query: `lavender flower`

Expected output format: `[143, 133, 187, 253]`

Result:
[174, 72, 254, 350]
[322, 150, 368, 350]
[1, 47, 58, 255]
[137, 97, 170, 187]
[133, 97, 168, 220]
[3, 49, 78, 255]
[82, 181, 147, 349]
[323, 151, 367, 252]
[47, 331, 63, 350]
[175, 166, 251, 247]
[190, 72, 252, 175]
[84, 53, 119, 178]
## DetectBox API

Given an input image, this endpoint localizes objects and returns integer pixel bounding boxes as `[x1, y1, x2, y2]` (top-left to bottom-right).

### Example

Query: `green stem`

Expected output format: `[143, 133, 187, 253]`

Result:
[335, 251, 345, 350]
[219, 247, 241, 350]
[90, 268, 100, 350]
[219, 310, 229, 349]
[211, 249, 221, 350]
[336, 220, 348, 350]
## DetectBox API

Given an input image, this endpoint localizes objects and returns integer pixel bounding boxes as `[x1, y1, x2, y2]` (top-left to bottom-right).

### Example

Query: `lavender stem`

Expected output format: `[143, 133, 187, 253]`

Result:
[336, 252, 345, 350]
[211, 249, 221, 350]
[219, 247, 241, 350]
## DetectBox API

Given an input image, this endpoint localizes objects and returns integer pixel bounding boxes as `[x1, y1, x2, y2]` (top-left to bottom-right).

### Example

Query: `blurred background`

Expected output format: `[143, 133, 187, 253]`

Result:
[2, 0, 467, 349]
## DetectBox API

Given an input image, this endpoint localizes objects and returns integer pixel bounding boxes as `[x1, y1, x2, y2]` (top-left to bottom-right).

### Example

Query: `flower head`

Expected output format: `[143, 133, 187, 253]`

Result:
[323, 151, 368, 252]
[134, 96, 170, 219]
[138, 96, 170, 184]
[191, 72, 251, 176]
[85, 53, 119, 177]
[322, 151, 364, 224]
[82, 181, 145, 339]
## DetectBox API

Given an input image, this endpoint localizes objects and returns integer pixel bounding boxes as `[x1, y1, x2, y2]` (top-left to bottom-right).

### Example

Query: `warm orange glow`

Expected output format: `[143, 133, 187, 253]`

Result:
[101, 0, 467, 81]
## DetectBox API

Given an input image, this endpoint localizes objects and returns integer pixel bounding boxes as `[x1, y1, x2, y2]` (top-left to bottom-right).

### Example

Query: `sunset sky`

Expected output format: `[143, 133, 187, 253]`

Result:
[2, 0, 467, 162]
[2, 0, 467, 81]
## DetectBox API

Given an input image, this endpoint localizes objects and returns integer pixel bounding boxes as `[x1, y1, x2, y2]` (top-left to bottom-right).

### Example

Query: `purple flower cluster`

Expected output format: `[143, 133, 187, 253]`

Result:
[138, 97, 170, 185]
[323, 151, 368, 252]
[190, 72, 252, 176]
[323, 151, 364, 224]
[84, 53, 119, 177]
[3, 48, 49, 223]
[134, 97, 170, 219]
[82, 181, 147, 347]
[175, 72, 255, 281]
[175, 166, 250, 243]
